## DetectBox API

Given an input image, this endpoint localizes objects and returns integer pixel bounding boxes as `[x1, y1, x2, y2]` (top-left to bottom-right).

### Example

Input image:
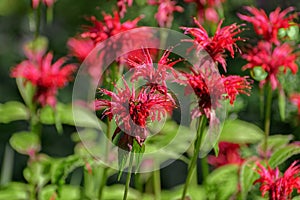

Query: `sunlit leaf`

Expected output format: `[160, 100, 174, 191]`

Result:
[0, 101, 29, 123]
[269, 144, 300, 168]
[9, 132, 40, 155]
[239, 159, 259, 200]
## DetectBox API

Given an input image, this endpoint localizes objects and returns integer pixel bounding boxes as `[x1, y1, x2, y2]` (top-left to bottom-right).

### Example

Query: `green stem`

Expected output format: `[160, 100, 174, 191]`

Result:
[134, 172, 143, 193]
[181, 115, 207, 200]
[263, 83, 272, 158]
[123, 152, 134, 200]
[200, 156, 209, 182]
[98, 120, 111, 200]
[153, 163, 161, 200]
[35, 5, 41, 39]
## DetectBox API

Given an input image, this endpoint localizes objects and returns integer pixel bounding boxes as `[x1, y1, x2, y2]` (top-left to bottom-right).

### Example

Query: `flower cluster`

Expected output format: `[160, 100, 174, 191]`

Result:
[148, 0, 184, 28]
[181, 18, 243, 71]
[11, 51, 76, 107]
[117, 0, 133, 18]
[254, 161, 300, 200]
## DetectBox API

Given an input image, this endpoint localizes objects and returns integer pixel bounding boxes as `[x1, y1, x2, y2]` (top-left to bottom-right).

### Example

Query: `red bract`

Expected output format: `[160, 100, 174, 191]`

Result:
[238, 6, 297, 45]
[32, 0, 55, 9]
[185, 0, 225, 23]
[254, 161, 300, 200]
[117, 0, 133, 18]
[11, 52, 76, 107]
[148, 0, 183, 27]
[181, 18, 243, 71]
[208, 142, 244, 167]
[242, 41, 298, 90]
[95, 79, 175, 150]
[290, 93, 300, 115]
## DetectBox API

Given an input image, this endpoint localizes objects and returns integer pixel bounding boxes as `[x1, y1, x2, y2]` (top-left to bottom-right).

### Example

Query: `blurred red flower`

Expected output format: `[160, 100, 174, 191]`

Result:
[95, 79, 175, 150]
[32, 0, 55, 9]
[254, 161, 300, 200]
[185, 0, 225, 23]
[238, 6, 297, 45]
[11, 52, 76, 107]
[208, 142, 244, 167]
[148, 0, 183, 27]
[290, 93, 300, 115]
[242, 41, 298, 90]
[181, 18, 243, 71]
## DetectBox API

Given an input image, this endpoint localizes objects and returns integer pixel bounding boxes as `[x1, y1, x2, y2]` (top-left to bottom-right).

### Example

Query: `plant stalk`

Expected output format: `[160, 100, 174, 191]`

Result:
[181, 115, 207, 200]
[263, 83, 272, 158]
[123, 152, 134, 200]
[153, 162, 161, 200]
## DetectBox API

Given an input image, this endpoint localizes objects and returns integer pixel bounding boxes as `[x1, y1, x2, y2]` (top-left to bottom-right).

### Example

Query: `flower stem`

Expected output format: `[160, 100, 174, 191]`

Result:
[98, 120, 111, 200]
[200, 156, 209, 182]
[181, 115, 207, 200]
[153, 162, 161, 200]
[35, 4, 41, 39]
[123, 152, 134, 200]
[263, 83, 272, 158]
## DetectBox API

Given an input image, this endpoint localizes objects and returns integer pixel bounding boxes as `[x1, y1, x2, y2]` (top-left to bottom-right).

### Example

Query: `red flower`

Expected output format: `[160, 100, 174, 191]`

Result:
[290, 93, 300, 115]
[242, 41, 298, 90]
[117, 0, 133, 18]
[185, 0, 225, 23]
[223, 75, 252, 104]
[254, 161, 300, 200]
[179, 65, 251, 118]
[208, 142, 244, 167]
[32, 0, 55, 9]
[238, 6, 297, 45]
[67, 38, 94, 63]
[95, 79, 175, 150]
[81, 12, 141, 44]
[181, 18, 243, 71]
[11, 52, 76, 107]
[125, 48, 180, 94]
[148, 0, 184, 27]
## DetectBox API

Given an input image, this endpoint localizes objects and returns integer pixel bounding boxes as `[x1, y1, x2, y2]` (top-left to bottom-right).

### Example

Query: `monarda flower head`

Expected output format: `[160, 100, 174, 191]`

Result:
[179, 65, 251, 119]
[181, 18, 243, 71]
[254, 161, 300, 200]
[95, 79, 175, 151]
[11, 52, 76, 107]
[238, 6, 297, 45]
[148, 0, 184, 28]
[117, 0, 133, 18]
[242, 41, 298, 90]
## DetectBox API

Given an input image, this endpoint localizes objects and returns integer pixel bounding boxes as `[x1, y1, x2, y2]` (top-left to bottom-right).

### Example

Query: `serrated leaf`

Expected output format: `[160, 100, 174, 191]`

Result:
[51, 155, 84, 185]
[278, 89, 286, 121]
[9, 132, 40, 155]
[117, 148, 129, 180]
[269, 144, 300, 168]
[0, 101, 29, 123]
[219, 120, 264, 144]
[239, 159, 259, 200]
[133, 139, 145, 173]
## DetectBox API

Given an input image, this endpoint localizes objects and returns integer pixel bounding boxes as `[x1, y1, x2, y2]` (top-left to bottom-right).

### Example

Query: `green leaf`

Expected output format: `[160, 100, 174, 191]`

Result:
[219, 120, 264, 144]
[16, 78, 36, 109]
[206, 164, 239, 200]
[287, 24, 299, 41]
[293, 196, 300, 200]
[269, 144, 300, 168]
[51, 155, 84, 185]
[117, 148, 129, 180]
[133, 139, 145, 173]
[239, 159, 259, 200]
[40, 185, 81, 200]
[0, 183, 32, 200]
[23, 158, 51, 187]
[102, 185, 140, 200]
[9, 132, 40, 155]
[0, 101, 29, 123]
[258, 134, 293, 152]
[278, 89, 286, 121]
